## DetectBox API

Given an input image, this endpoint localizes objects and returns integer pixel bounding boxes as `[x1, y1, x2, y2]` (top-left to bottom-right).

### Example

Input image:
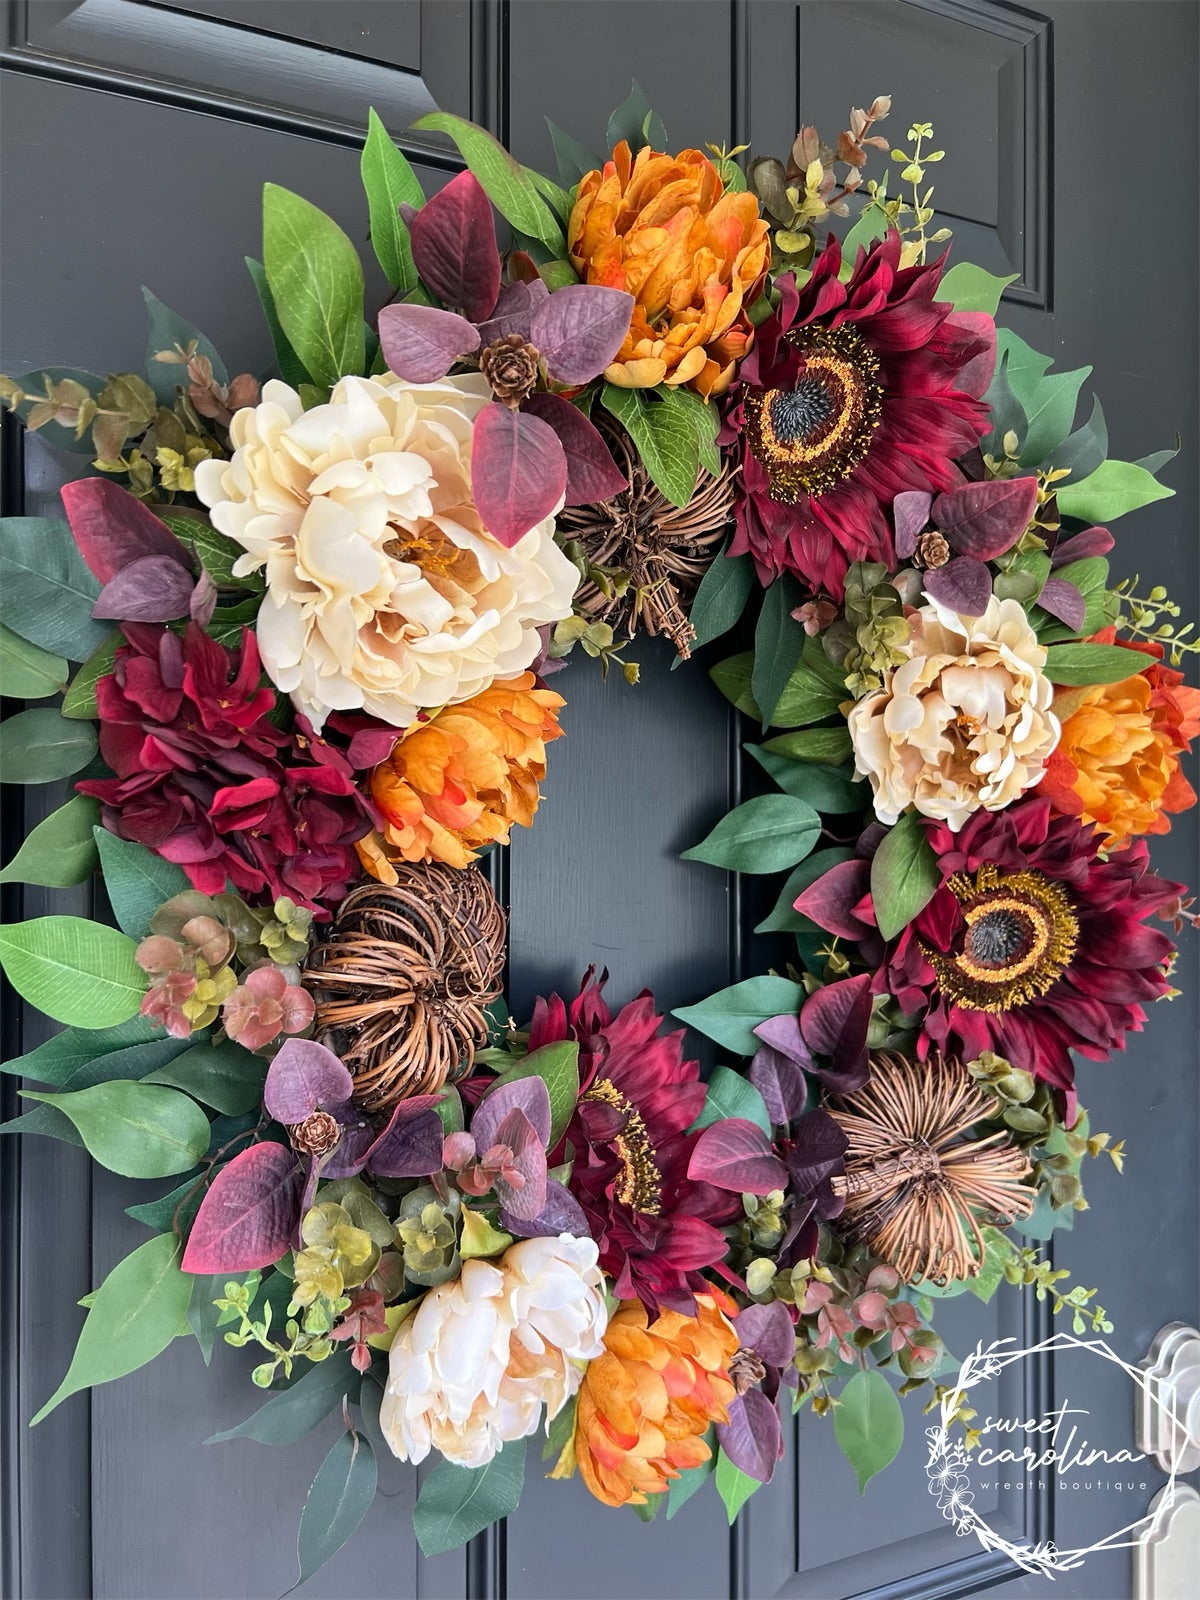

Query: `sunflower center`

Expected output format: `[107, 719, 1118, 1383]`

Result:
[742, 325, 883, 504]
[925, 865, 1079, 1014]
[583, 1077, 662, 1215]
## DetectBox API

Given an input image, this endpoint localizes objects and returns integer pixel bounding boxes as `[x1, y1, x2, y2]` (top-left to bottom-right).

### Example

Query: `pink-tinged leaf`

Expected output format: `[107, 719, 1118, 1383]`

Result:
[377, 303, 481, 383]
[748, 1042, 808, 1126]
[923, 555, 993, 617]
[687, 1119, 788, 1195]
[471, 404, 566, 547]
[501, 1177, 588, 1239]
[793, 858, 873, 938]
[946, 310, 997, 398]
[1036, 578, 1086, 631]
[933, 477, 1039, 561]
[752, 1012, 810, 1065]
[1051, 525, 1114, 567]
[263, 1038, 353, 1124]
[477, 279, 548, 345]
[522, 393, 629, 504]
[409, 169, 501, 323]
[319, 1112, 377, 1179]
[736, 1300, 796, 1368]
[92, 555, 197, 623]
[473, 1075, 552, 1151]
[530, 284, 635, 386]
[800, 974, 873, 1087]
[490, 1108, 549, 1221]
[181, 1142, 303, 1273]
[189, 567, 217, 626]
[365, 1106, 445, 1179]
[716, 1389, 784, 1484]
[60, 478, 194, 583]
[345, 726, 400, 770]
[893, 491, 932, 559]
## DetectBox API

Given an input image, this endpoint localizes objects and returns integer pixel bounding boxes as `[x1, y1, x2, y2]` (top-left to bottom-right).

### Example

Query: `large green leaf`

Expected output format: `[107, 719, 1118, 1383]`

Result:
[744, 745, 864, 814]
[412, 112, 566, 255]
[832, 1368, 904, 1493]
[1019, 363, 1091, 468]
[0, 1014, 162, 1084]
[714, 1450, 760, 1523]
[93, 827, 191, 940]
[60, 631, 119, 719]
[0, 794, 99, 887]
[21, 1080, 210, 1177]
[413, 1439, 527, 1557]
[245, 256, 310, 389]
[487, 1040, 579, 1148]
[143, 1038, 268, 1116]
[869, 811, 940, 941]
[0, 915, 145, 1026]
[691, 1066, 771, 1134]
[263, 184, 366, 389]
[601, 384, 699, 508]
[936, 262, 1017, 316]
[752, 577, 805, 728]
[296, 1428, 378, 1585]
[142, 288, 227, 405]
[710, 651, 760, 718]
[761, 727, 853, 765]
[0, 1030, 190, 1149]
[1043, 642, 1145, 686]
[1055, 458, 1174, 522]
[0, 623, 68, 699]
[0, 516, 107, 663]
[681, 543, 754, 660]
[682, 794, 820, 875]
[674, 976, 806, 1056]
[31, 1233, 192, 1424]
[665, 1442, 716, 1519]
[0, 707, 97, 783]
[361, 108, 425, 293]
[209, 1353, 360, 1446]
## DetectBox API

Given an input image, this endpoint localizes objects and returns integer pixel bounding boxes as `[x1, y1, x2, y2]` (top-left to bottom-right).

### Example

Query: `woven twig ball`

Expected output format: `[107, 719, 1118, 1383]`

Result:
[302, 863, 506, 1113]
[557, 414, 736, 658]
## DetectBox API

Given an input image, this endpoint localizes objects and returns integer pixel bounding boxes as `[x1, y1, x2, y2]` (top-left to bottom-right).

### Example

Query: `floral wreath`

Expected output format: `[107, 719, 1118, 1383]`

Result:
[1, 88, 1195, 1574]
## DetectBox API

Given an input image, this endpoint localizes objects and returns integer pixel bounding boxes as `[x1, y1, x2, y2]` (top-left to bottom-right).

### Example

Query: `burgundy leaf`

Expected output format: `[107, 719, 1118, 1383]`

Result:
[687, 1119, 788, 1195]
[189, 567, 218, 626]
[522, 392, 629, 504]
[716, 1389, 784, 1484]
[800, 974, 873, 1087]
[181, 1142, 303, 1273]
[471, 404, 567, 548]
[345, 726, 400, 770]
[945, 310, 997, 399]
[892, 490, 932, 559]
[477, 279, 549, 345]
[748, 1042, 809, 1126]
[933, 477, 1039, 561]
[365, 1106, 445, 1179]
[737, 1300, 796, 1368]
[60, 478, 195, 583]
[1036, 578, 1086, 631]
[1050, 525, 1114, 567]
[793, 858, 873, 939]
[92, 555, 197, 623]
[409, 169, 501, 323]
[530, 284, 635, 386]
[263, 1038, 353, 1124]
[785, 1107, 850, 1194]
[473, 1074, 552, 1151]
[320, 1110, 377, 1179]
[490, 1107, 549, 1221]
[923, 555, 994, 617]
[377, 304, 481, 383]
[501, 1177, 588, 1239]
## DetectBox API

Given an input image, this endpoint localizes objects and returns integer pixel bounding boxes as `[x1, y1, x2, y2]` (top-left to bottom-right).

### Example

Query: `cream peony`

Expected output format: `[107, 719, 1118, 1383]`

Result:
[847, 592, 1060, 830]
[380, 1234, 607, 1469]
[193, 373, 578, 730]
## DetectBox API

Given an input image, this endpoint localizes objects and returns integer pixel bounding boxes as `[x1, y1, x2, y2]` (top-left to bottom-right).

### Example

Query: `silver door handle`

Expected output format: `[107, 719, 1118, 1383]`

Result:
[1138, 1323, 1200, 1474]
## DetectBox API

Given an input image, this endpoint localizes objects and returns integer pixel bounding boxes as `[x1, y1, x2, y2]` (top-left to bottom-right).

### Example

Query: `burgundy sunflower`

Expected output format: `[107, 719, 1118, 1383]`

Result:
[527, 969, 737, 1316]
[722, 232, 995, 597]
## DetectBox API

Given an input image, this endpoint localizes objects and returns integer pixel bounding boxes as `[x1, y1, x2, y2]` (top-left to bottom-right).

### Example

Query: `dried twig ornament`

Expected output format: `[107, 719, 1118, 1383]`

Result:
[557, 414, 736, 658]
[828, 1051, 1035, 1285]
[302, 864, 506, 1113]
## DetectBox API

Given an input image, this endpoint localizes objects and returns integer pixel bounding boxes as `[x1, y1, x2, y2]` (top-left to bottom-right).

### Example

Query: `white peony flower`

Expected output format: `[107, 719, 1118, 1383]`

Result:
[194, 373, 578, 731]
[847, 592, 1060, 831]
[380, 1234, 607, 1469]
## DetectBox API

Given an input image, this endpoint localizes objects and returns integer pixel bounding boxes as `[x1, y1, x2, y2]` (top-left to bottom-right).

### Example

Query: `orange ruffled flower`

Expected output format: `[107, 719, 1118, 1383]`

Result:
[1041, 633, 1200, 850]
[568, 142, 770, 398]
[357, 673, 564, 875]
[574, 1295, 738, 1507]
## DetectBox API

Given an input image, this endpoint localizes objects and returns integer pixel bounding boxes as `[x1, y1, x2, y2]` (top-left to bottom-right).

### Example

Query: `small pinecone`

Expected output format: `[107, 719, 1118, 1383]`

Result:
[288, 1111, 342, 1157]
[914, 529, 951, 569]
[480, 334, 540, 406]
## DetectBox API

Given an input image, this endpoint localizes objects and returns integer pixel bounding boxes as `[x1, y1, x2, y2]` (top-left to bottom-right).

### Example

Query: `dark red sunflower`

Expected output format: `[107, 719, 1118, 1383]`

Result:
[722, 232, 995, 598]
[527, 969, 737, 1316]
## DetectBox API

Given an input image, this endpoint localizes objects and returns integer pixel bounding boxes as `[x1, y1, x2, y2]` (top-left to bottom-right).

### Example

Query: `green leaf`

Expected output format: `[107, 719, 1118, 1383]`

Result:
[601, 384, 698, 508]
[1136, 440, 1180, 476]
[93, 827, 191, 940]
[413, 1440, 526, 1557]
[487, 1040, 579, 1148]
[1019, 364, 1091, 468]
[0, 1014, 162, 1084]
[538, 260, 580, 292]
[296, 1428, 378, 1585]
[31, 1233, 192, 1424]
[1, 1030, 190, 1149]
[0, 623, 68, 699]
[459, 1206, 514, 1260]
[772, 642, 848, 728]
[714, 1449, 760, 1523]
[966, 1226, 1017, 1304]
[1055, 458, 1174, 522]
[0, 794, 99, 887]
[674, 976, 806, 1056]
[208, 1350, 359, 1445]
[0, 915, 145, 1026]
[936, 262, 1017, 316]
[546, 119, 601, 187]
[755, 846, 855, 935]
[434, 1085, 464, 1136]
[606, 81, 667, 155]
[691, 1066, 771, 1134]
[245, 256, 309, 389]
[665, 1444, 716, 1519]
[156, 507, 260, 593]
[682, 794, 820, 875]
[60, 632, 119, 719]
[839, 205, 891, 260]
[412, 112, 566, 255]
[22, 1080, 210, 1177]
[1043, 642, 1144, 686]
[142, 1038, 268, 1116]
[142, 288, 227, 406]
[3, 367, 102, 454]
[996, 329, 1053, 409]
[187, 1272, 225, 1363]
[525, 166, 573, 226]
[661, 385, 721, 475]
[869, 811, 940, 941]
[1039, 556, 1110, 638]
[262, 184, 366, 389]
[0, 707, 96, 783]
[744, 746, 864, 814]
[710, 651, 760, 718]
[361, 108, 425, 293]
[833, 1368, 904, 1493]
[0, 516, 108, 662]
[1051, 395, 1108, 483]
[761, 727, 853, 765]
[753, 577, 805, 728]
[681, 542, 754, 660]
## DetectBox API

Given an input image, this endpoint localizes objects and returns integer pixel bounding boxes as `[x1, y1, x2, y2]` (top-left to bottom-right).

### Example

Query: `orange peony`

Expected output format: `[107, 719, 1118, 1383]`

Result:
[356, 672, 565, 875]
[574, 1294, 738, 1507]
[1040, 634, 1200, 850]
[567, 142, 770, 398]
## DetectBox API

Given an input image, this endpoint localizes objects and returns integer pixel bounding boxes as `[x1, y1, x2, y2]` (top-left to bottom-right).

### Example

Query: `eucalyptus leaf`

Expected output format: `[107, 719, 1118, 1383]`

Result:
[0, 624, 68, 699]
[0, 516, 108, 661]
[869, 811, 940, 941]
[0, 915, 145, 1027]
[674, 977, 806, 1056]
[143, 1038, 268, 1116]
[0, 707, 97, 784]
[61, 632, 119, 719]
[832, 1368, 904, 1493]
[0, 794, 99, 887]
[21, 1080, 211, 1177]
[691, 1066, 771, 1135]
[93, 827, 192, 940]
[413, 1439, 526, 1557]
[207, 1351, 360, 1445]
[263, 184, 366, 389]
[142, 288, 228, 406]
[682, 794, 820, 875]
[296, 1428, 378, 1585]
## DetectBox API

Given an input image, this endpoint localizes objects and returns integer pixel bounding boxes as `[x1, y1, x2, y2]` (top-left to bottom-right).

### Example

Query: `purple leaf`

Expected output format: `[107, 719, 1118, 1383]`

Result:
[522, 393, 629, 504]
[60, 478, 195, 584]
[263, 1038, 354, 1124]
[365, 1105, 445, 1179]
[181, 1143, 303, 1273]
[800, 975, 873, 1090]
[189, 567, 218, 626]
[923, 555, 994, 617]
[785, 1108, 850, 1195]
[748, 1043, 809, 1126]
[92, 555, 198, 623]
[687, 1119, 788, 1195]
[1036, 578, 1086, 631]
[473, 1075, 552, 1152]
[409, 169, 501, 323]
[530, 284, 635, 387]
[893, 491, 932, 559]
[490, 1108, 549, 1221]
[1051, 525, 1114, 567]
[753, 1012, 811, 1066]
[716, 1389, 784, 1484]
[471, 404, 566, 548]
[344, 726, 400, 769]
[319, 1109, 377, 1179]
[377, 304, 481, 383]
[500, 1177, 588, 1239]
[792, 859, 873, 939]
[933, 477, 1039, 561]
[737, 1300, 796, 1368]
[477, 279, 549, 345]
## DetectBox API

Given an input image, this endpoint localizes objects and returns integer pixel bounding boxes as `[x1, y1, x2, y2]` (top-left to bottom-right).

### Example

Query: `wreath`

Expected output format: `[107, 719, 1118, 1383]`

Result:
[1, 87, 1195, 1574]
